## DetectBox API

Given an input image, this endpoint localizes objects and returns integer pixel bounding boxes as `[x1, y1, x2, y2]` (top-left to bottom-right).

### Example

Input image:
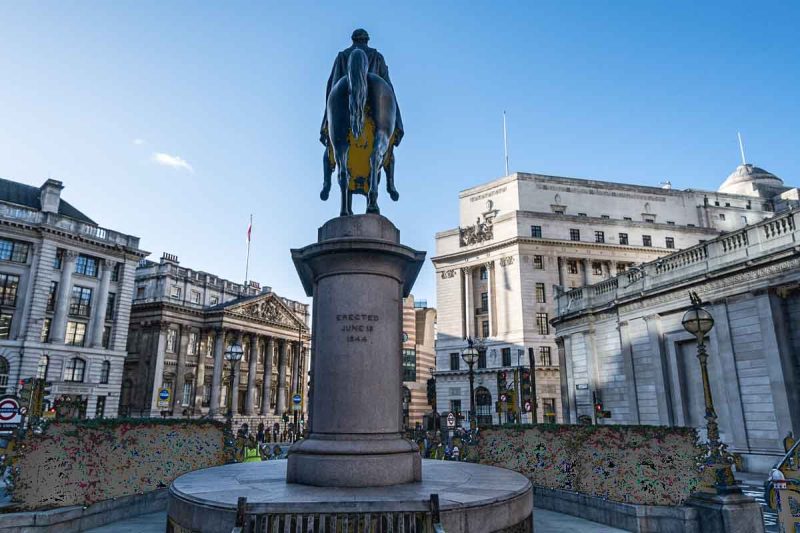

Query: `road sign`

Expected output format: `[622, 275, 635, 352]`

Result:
[292, 394, 302, 405]
[499, 393, 507, 402]
[0, 398, 22, 427]
[157, 388, 170, 408]
[523, 400, 532, 412]
[446, 412, 456, 428]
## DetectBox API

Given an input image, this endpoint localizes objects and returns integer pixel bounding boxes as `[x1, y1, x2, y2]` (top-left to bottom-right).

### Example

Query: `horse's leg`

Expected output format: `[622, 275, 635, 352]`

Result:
[320, 145, 334, 201]
[385, 146, 399, 201]
[335, 147, 349, 217]
[347, 190, 353, 216]
[367, 133, 390, 214]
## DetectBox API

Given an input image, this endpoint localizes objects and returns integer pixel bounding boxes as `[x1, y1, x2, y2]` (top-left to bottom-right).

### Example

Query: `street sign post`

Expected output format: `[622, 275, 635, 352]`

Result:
[445, 412, 456, 429]
[292, 393, 302, 412]
[0, 397, 22, 430]
[157, 388, 170, 408]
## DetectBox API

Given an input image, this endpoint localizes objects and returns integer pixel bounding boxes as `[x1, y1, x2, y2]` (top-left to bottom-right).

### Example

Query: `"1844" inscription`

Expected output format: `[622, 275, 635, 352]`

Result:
[337, 313, 379, 343]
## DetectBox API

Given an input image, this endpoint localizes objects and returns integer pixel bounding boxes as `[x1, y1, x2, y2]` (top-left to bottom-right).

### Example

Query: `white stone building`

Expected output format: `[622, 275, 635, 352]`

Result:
[0, 177, 146, 418]
[432, 165, 799, 426]
[553, 205, 800, 471]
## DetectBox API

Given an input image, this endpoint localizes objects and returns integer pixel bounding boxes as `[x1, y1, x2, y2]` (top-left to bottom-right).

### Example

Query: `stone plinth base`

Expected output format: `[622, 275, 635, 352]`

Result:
[687, 491, 764, 533]
[168, 460, 533, 533]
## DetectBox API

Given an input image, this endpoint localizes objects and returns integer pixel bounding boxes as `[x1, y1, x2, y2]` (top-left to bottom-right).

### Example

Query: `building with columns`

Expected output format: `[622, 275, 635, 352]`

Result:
[553, 207, 800, 472]
[0, 177, 145, 418]
[402, 296, 436, 429]
[433, 164, 799, 426]
[121, 253, 310, 429]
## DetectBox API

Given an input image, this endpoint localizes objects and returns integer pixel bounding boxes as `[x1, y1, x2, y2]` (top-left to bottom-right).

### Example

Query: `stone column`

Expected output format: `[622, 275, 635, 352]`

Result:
[557, 257, 567, 287]
[193, 330, 207, 411]
[245, 333, 258, 415]
[602, 261, 611, 279]
[90, 259, 114, 348]
[291, 341, 301, 393]
[286, 214, 425, 487]
[582, 258, 591, 286]
[486, 261, 495, 337]
[50, 250, 78, 343]
[611, 261, 618, 277]
[260, 336, 274, 415]
[173, 326, 190, 412]
[463, 267, 474, 338]
[276, 339, 288, 414]
[150, 323, 169, 414]
[230, 331, 243, 415]
[209, 328, 225, 416]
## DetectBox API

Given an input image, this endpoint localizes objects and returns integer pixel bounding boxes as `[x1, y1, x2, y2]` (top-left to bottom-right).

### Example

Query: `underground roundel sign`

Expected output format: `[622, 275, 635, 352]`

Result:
[0, 398, 22, 425]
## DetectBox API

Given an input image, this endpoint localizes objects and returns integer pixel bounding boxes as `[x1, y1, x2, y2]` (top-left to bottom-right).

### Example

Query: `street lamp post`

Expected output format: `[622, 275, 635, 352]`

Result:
[461, 337, 480, 428]
[224, 342, 244, 421]
[681, 293, 739, 493]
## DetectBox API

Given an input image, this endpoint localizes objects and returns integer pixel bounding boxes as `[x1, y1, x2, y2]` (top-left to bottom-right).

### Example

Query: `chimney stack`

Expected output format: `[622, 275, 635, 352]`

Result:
[40, 179, 64, 214]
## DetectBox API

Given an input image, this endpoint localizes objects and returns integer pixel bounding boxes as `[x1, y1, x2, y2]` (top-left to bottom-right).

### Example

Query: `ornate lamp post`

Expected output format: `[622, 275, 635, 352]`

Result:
[224, 342, 244, 420]
[461, 337, 486, 428]
[681, 293, 738, 493]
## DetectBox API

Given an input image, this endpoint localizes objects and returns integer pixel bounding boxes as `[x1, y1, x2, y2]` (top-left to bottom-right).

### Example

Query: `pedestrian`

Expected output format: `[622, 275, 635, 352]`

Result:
[243, 436, 261, 462]
[256, 423, 265, 443]
[272, 444, 283, 459]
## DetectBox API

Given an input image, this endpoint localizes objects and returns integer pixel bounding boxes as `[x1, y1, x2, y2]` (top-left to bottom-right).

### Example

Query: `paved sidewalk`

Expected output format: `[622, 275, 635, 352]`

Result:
[85, 509, 628, 532]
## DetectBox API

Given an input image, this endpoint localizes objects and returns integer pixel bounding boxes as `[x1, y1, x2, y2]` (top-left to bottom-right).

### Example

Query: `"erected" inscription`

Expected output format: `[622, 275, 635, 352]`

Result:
[337, 314, 379, 343]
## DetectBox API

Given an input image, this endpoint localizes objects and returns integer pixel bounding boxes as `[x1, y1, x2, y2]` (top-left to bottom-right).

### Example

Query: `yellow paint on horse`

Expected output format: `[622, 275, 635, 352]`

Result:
[346, 113, 375, 194]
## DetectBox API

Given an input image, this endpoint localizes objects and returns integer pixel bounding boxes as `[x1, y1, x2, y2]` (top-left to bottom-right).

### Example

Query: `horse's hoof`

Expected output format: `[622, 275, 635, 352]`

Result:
[389, 190, 399, 202]
[320, 187, 330, 201]
[366, 207, 381, 215]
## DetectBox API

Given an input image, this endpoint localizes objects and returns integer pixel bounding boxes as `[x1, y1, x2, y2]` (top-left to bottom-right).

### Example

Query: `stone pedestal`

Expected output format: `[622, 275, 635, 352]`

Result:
[687, 491, 765, 533]
[287, 214, 425, 487]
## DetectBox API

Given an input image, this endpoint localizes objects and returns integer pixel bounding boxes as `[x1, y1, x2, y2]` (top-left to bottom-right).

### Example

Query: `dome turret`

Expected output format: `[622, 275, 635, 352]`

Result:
[718, 164, 784, 197]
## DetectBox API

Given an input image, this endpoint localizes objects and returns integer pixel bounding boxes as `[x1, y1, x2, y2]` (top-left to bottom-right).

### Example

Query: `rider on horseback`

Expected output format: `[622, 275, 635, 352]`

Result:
[320, 29, 402, 203]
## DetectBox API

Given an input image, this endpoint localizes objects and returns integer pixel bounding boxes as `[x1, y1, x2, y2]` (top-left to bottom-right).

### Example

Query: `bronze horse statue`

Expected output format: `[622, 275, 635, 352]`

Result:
[320, 48, 399, 216]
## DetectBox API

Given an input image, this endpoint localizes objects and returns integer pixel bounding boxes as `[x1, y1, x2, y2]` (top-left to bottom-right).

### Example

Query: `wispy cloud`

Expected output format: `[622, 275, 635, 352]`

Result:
[151, 152, 194, 173]
[133, 138, 146, 145]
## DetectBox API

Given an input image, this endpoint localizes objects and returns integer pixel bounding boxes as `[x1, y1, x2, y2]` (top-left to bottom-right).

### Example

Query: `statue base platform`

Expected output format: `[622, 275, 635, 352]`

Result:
[167, 459, 534, 532]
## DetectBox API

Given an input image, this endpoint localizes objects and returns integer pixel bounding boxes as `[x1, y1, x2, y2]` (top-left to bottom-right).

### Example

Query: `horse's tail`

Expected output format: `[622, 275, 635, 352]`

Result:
[347, 48, 369, 140]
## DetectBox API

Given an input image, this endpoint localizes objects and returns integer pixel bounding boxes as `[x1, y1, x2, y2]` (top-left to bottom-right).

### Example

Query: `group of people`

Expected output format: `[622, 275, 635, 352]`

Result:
[412, 427, 478, 462]
[233, 422, 292, 463]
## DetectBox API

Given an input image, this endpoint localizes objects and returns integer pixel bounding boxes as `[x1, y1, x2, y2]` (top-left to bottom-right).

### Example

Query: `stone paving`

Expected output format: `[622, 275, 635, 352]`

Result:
[85, 509, 628, 532]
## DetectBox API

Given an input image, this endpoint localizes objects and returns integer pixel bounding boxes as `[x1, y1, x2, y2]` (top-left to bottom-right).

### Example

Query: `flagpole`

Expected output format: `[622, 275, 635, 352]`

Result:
[244, 214, 252, 289]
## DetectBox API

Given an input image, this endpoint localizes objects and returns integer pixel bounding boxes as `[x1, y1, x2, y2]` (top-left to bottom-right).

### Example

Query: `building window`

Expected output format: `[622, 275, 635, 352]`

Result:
[665, 237, 675, 249]
[543, 398, 556, 423]
[102, 326, 112, 349]
[182, 381, 193, 407]
[210, 295, 219, 305]
[100, 360, 111, 384]
[531, 225, 542, 238]
[166, 329, 178, 353]
[105, 292, 116, 321]
[479, 266, 488, 280]
[538, 346, 552, 366]
[642, 235, 652, 247]
[480, 292, 488, 311]
[37, 355, 49, 379]
[741, 215, 748, 224]
[535, 283, 546, 303]
[569, 229, 580, 241]
[0, 313, 11, 339]
[616, 263, 627, 274]
[95, 396, 106, 418]
[501, 347, 511, 367]
[536, 313, 549, 335]
[449, 353, 460, 371]
[450, 399, 462, 414]
[40, 318, 51, 342]
[111, 263, 122, 282]
[0, 273, 20, 306]
[618, 233, 628, 245]
[47, 281, 58, 312]
[170, 286, 182, 299]
[477, 350, 486, 369]
[53, 249, 63, 269]
[0, 239, 30, 263]
[595, 231, 605, 243]
[533, 255, 544, 269]
[65, 321, 86, 346]
[643, 215, 655, 223]
[402, 348, 416, 382]
[592, 262, 602, 276]
[667, 221, 675, 225]
[578, 212, 587, 217]
[0, 357, 7, 395]
[188, 332, 198, 355]
[136, 286, 145, 299]
[69, 286, 92, 317]
[75, 255, 98, 277]
[719, 213, 726, 221]
[65, 357, 86, 382]
[202, 377, 212, 406]
[623, 216, 632, 221]
[601, 214, 610, 219]
[481, 320, 489, 337]
[567, 260, 578, 274]
[191, 290, 202, 304]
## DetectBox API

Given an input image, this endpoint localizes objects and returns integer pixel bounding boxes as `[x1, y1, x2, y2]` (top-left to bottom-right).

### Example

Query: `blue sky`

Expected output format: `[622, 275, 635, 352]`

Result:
[1, 1, 798, 306]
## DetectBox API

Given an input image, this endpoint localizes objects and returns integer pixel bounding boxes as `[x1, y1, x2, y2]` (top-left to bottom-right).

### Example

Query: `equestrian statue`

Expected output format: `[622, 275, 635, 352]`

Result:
[319, 29, 403, 216]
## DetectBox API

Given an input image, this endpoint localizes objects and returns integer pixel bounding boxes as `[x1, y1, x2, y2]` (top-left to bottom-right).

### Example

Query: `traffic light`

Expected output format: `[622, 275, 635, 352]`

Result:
[497, 371, 507, 393]
[520, 370, 531, 405]
[19, 378, 35, 410]
[426, 378, 436, 406]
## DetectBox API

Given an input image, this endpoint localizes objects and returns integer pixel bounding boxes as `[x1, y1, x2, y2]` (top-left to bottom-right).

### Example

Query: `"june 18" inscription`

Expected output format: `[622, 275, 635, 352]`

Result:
[337, 313, 379, 343]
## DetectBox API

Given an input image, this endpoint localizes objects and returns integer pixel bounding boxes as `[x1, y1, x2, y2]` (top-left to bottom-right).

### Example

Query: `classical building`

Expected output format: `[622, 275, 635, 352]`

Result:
[0, 177, 146, 418]
[122, 253, 310, 429]
[402, 296, 436, 429]
[553, 206, 800, 472]
[432, 164, 799, 426]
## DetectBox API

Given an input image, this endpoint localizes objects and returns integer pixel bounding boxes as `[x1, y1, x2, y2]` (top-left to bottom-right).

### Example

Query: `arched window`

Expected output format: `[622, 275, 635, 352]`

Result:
[100, 361, 110, 384]
[37, 355, 49, 379]
[475, 387, 493, 426]
[65, 357, 86, 383]
[0, 356, 8, 394]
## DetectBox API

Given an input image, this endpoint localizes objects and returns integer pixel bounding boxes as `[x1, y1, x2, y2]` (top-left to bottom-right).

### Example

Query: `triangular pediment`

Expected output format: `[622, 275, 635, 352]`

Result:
[223, 293, 307, 330]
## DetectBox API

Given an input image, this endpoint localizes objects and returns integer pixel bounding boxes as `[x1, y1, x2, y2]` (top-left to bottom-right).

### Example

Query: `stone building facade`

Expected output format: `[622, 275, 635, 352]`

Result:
[122, 253, 310, 429]
[553, 207, 800, 471]
[433, 165, 798, 426]
[402, 296, 436, 429]
[0, 177, 145, 418]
